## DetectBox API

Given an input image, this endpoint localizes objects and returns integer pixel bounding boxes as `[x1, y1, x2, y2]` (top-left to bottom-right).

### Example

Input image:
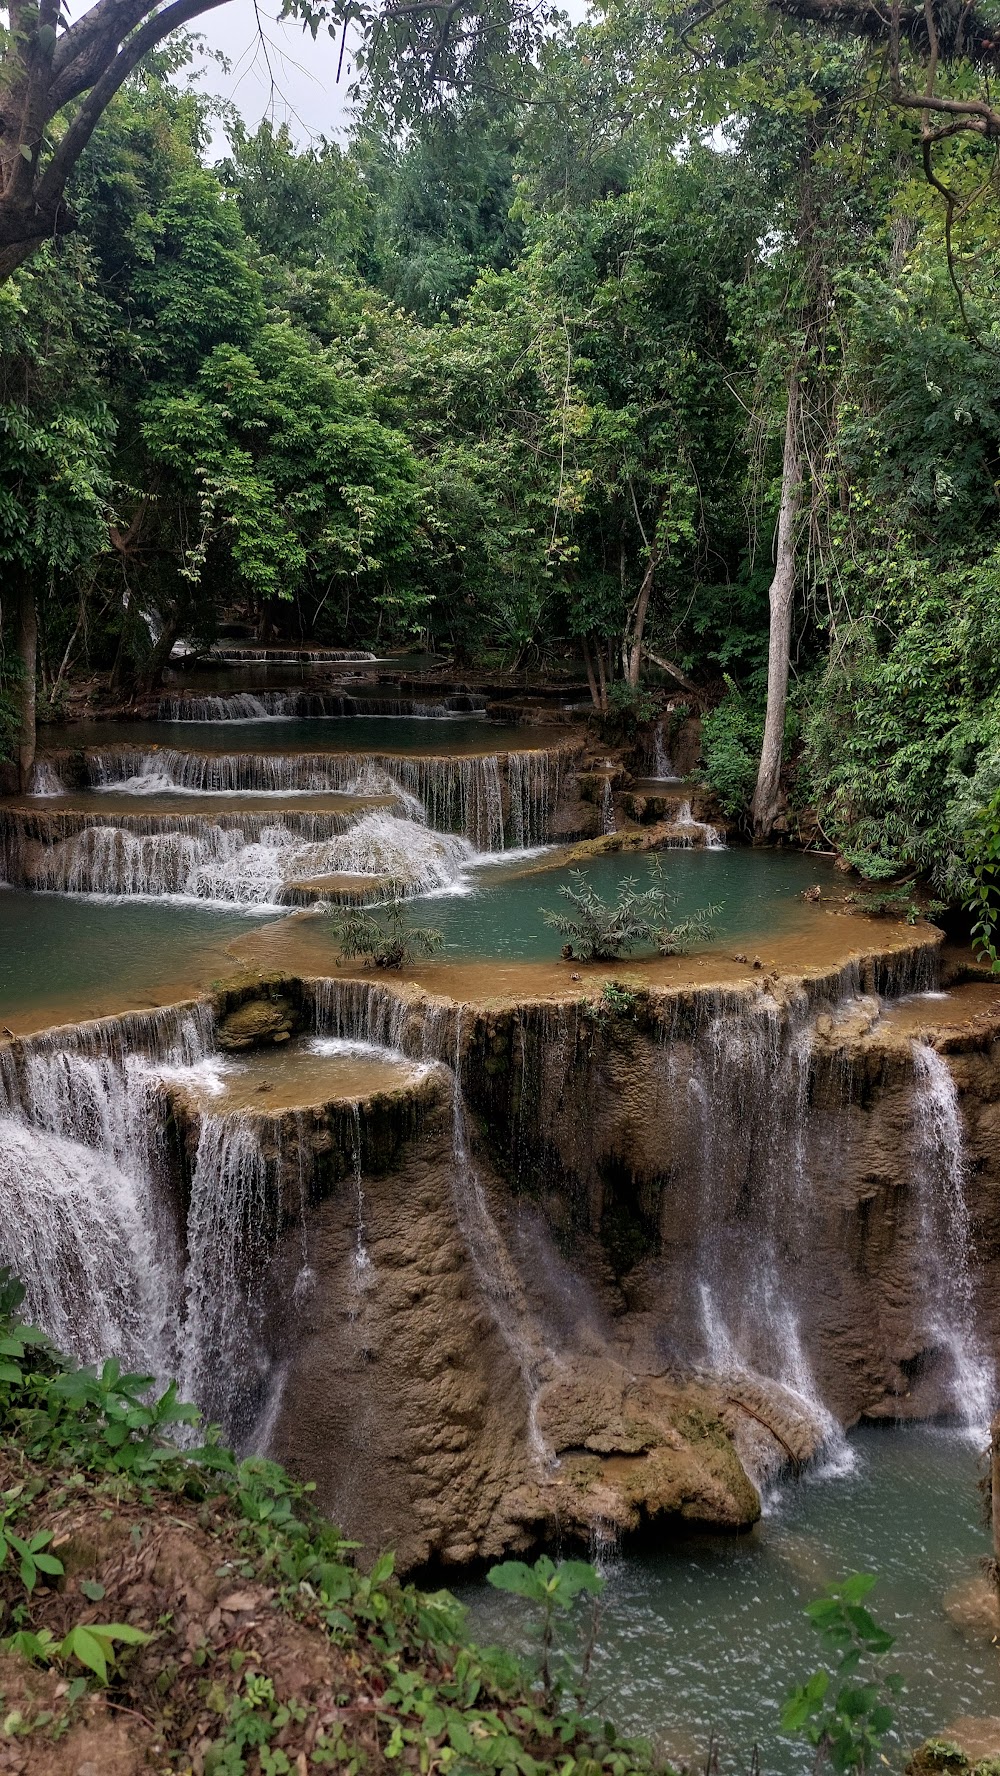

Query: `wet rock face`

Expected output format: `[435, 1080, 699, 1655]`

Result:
[96, 961, 997, 1577]
[268, 1086, 762, 1572]
[216, 993, 299, 1050]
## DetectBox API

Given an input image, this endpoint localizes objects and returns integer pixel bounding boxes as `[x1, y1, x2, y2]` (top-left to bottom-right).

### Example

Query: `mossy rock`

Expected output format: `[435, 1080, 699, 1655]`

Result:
[217, 993, 298, 1051]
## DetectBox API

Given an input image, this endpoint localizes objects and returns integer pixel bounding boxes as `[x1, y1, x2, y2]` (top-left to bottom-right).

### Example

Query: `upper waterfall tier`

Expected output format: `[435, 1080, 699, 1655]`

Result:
[30, 743, 568, 850]
[158, 690, 488, 721]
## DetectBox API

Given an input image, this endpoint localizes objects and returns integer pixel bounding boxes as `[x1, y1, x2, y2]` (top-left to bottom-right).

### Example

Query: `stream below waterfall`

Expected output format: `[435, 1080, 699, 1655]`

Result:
[459, 1426, 1000, 1774]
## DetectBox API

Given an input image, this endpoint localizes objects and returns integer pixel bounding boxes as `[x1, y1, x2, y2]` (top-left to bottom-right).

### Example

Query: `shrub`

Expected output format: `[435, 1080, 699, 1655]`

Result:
[782, 1573, 903, 1775]
[331, 890, 443, 970]
[699, 677, 766, 816]
[544, 858, 719, 961]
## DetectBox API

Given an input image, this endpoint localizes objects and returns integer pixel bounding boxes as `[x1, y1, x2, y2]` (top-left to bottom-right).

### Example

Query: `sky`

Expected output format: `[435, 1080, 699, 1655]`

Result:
[185, 0, 590, 154]
[188, 5, 361, 150]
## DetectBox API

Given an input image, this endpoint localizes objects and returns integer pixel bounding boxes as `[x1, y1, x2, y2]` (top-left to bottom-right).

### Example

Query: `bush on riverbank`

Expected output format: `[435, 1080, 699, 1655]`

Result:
[0, 1271, 656, 1775]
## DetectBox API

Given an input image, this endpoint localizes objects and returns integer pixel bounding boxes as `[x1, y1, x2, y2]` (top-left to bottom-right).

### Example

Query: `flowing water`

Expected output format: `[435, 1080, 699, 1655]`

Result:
[6, 688, 999, 1756]
[909, 1042, 995, 1432]
[0, 1015, 428, 1445]
[458, 1425, 1000, 1774]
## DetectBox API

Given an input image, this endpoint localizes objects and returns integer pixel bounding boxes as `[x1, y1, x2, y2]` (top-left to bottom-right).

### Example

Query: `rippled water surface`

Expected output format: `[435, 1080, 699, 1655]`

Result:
[0, 888, 274, 1025]
[458, 1427, 1000, 1772]
[424, 847, 827, 959]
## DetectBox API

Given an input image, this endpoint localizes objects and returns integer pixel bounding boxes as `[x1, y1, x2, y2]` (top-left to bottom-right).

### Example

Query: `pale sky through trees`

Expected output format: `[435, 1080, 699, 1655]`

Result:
[192, 6, 360, 147]
[189, 0, 590, 149]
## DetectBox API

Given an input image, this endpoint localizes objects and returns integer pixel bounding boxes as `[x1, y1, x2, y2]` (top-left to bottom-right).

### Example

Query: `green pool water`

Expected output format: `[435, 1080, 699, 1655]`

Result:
[457, 1426, 1000, 1772]
[39, 717, 536, 756]
[422, 847, 829, 959]
[0, 888, 275, 1025]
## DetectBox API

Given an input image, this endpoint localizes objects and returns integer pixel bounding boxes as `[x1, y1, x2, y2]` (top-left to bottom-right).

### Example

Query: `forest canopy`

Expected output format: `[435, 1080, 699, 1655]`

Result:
[4, 0, 1000, 901]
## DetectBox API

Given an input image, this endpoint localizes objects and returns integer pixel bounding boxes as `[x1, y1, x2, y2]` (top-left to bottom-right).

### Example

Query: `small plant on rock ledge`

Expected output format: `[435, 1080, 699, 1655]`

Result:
[545, 858, 719, 962]
[331, 888, 443, 970]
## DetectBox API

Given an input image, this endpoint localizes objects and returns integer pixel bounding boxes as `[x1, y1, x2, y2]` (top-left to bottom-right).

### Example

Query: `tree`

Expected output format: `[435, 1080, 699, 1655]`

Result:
[0, 248, 112, 782]
[0, 0, 233, 280]
[751, 370, 803, 835]
[0, 0, 554, 286]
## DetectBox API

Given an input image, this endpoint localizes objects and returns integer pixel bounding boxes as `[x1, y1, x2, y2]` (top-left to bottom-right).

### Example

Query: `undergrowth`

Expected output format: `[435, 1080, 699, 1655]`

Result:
[0, 1268, 657, 1774]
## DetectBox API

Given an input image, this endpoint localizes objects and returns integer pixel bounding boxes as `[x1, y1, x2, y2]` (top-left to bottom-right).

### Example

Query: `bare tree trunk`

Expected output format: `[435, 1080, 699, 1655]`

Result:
[626, 550, 658, 686]
[595, 643, 608, 714]
[752, 377, 803, 838]
[581, 636, 601, 711]
[15, 573, 37, 793]
[140, 614, 179, 690]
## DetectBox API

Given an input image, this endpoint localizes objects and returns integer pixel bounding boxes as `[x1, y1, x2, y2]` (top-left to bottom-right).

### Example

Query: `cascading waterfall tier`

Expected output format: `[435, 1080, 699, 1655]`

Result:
[158, 691, 487, 721]
[0, 1002, 442, 1451]
[36, 746, 563, 850]
[0, 1004, 212, 1371]
[0, 807, 477, 904]
[207, 647, 378, 663]
[908, 1040, 994, 1430]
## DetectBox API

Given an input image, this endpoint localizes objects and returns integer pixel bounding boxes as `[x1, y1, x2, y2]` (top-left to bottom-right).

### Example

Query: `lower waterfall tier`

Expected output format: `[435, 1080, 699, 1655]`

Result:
[1, 942, 996, 1573]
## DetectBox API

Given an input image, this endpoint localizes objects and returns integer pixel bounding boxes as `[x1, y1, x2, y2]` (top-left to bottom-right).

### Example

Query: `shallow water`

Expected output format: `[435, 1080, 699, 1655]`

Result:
[39, 717, 541, 756]
[162, 1037, 436, 1113]
[411, 848, 827, 961]
[0, 888, 273, 1027]
[458, 1426, 1000, 1773]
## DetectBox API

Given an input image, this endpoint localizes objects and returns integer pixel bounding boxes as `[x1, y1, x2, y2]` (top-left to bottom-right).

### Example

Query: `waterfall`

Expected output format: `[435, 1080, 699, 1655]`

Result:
[177, 1111, 280, 1441]
[210, 647, 378, 663]
[312, 978, 551, 1458]
[312, 976, 419, 1054]
[674, 801, 725, 849]
[28, 760, 64, 796]
[600, 779, 616, 835]
[4, 809, 477, 904]
[909, 1042, 994, 1430]
[684, 990, 849, 1465]
[449, 1011, 552, 1464]
[0, 1005, 212, 1373]
[653, 724, 675, 780]
[348, 1102, 374, 1299]
[508, 750, 561, 849]
[159, 691, 487, 721]
[69, 747, 560, 849]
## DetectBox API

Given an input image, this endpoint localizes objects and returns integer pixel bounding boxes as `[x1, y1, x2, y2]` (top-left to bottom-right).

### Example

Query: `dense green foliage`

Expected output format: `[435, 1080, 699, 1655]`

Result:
[5, 2, 1000, 905]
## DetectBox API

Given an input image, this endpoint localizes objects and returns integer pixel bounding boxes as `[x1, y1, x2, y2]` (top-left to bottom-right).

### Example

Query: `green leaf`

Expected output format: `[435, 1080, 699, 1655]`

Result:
[60, 1625, 109, 1684]
[370, 1551, 395, 1586]
[487, 1561, 547, 1602]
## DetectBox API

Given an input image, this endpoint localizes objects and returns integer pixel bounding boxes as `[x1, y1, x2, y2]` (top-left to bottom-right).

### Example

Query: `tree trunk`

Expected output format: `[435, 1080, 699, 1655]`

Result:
[15, 574, 38, 793]
[752, 377, 803, 838]
[626, 549, 658, 686]
[595, 643, 608, 714]
[581, 636, 601, 711]
[140, 615, 180, 690]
